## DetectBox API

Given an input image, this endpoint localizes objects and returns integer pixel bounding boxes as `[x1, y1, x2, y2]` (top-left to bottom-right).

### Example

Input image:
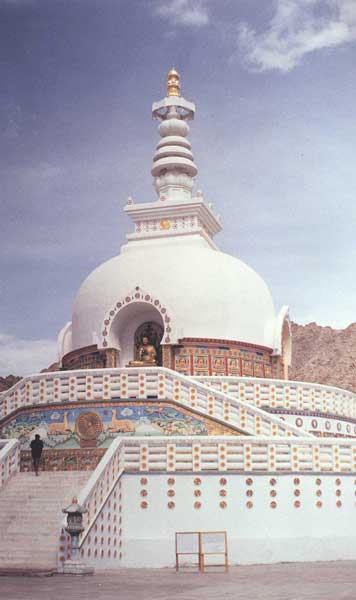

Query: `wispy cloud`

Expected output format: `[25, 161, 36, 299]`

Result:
[0, 333, 57, 376]
[154, 0, 209, 27]
[238, 0, 356, 72]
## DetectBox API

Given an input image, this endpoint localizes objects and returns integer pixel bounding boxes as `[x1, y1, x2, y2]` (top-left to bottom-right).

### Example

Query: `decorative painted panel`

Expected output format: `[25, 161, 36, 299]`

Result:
[174, 352, 190, 375]
[227, 357, 240, 375]
[211, 356, 225, 375]
[193, 354, 209, 374]
[174, 340, 273, 378]
[21, 448, 105, 472]
[242, 360, 253, 376]
[0, 401, 236, 452]
[62, 345, 118, 371]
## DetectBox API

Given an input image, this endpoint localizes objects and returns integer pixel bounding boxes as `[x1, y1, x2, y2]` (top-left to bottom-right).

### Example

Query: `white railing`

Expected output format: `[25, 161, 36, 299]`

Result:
[262, 412, 356, 438]
[0, 367, 309, 438]
[78, 438, 124, 540]
[59, 435, 356, 483]
[195, 376, 356, 421]
[58, 437, 124, 567]
[0, 439, 20, 489]
[3, 371, 356, 423]
[118, 435, 356, 474]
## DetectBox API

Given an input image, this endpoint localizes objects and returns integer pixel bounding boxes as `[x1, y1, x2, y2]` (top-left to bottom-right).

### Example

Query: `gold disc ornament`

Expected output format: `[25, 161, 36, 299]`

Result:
[75, 411, 103, 441]
[159, 219, 171, 230]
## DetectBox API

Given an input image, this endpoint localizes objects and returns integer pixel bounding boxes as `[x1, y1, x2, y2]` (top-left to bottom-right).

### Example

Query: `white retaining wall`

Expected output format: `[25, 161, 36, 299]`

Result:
[55, 436, 356, 569]
[78, 469, 356, 568]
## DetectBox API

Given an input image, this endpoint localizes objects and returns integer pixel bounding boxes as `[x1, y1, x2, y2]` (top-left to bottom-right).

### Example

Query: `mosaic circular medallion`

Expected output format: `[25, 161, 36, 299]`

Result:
[75, 411, 103, 440]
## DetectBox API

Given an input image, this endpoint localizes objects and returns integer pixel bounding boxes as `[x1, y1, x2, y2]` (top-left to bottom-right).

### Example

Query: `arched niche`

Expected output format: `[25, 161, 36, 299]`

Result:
[104, 301, 165, 367]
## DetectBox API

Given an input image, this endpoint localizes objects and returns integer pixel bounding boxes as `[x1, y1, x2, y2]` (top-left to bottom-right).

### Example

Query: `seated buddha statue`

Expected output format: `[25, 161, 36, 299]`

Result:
[128, 336, 157, 367]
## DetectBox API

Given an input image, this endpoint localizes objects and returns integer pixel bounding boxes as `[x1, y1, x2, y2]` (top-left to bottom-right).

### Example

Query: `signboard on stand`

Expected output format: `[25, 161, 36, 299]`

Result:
[175, 531, 228, 572]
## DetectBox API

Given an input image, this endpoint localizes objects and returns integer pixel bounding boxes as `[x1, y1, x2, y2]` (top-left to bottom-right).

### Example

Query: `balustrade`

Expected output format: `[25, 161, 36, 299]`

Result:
[0, 439, 20, 488]
[0, 368, 309, 438]
[196, 376, 356, 421]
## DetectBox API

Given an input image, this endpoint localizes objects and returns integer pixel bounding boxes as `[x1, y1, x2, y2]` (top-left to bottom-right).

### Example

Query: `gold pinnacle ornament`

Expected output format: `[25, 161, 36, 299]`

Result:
[167, 67, 181, 97]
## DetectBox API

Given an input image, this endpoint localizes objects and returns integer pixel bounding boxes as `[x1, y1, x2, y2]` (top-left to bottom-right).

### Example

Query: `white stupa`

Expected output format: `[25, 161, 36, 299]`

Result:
[3, 69, 356, 576]
[58, 69, 291, 378]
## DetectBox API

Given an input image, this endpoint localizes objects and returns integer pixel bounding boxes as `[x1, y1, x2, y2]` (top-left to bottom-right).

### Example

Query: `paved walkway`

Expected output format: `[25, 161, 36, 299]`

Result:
[1, 561, 356, 599]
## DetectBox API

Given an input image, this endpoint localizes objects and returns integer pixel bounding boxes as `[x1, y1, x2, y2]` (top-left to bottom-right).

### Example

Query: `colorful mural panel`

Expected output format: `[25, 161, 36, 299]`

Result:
[20, 449, 105, 472]
[228, 357, 240, 375]
[242, 360, 253, 376]
[0, 402, 235, 451]
[212, 356, 225, 374]
[194, 355, 208, 371]
[264, 365, 272, 377]
[254, 363, 264, 377]
[175, 354, 190, 375]
[173, 341, 273, 377]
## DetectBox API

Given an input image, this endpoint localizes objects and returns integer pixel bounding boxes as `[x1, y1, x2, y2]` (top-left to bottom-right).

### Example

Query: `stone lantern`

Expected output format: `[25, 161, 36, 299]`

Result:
[62, 496, 93, 575]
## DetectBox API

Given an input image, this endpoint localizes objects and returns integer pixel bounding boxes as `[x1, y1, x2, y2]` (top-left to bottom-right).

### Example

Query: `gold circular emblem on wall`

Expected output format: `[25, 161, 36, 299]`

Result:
[75, 411, 103, 440]
[159, 219, 171, 230]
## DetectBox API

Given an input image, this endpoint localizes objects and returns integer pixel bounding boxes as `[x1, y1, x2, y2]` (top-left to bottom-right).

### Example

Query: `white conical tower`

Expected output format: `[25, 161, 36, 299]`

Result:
[124, 69, 221, 249]
[151, 68, 197, 202]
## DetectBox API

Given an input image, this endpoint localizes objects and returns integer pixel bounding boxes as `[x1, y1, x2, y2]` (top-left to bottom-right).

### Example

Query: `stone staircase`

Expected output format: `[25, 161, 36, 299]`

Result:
[0, 470, 90, 573]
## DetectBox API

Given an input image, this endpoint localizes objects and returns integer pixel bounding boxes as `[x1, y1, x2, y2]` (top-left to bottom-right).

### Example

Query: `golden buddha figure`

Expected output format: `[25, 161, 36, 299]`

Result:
[128, 336, 157, 367]
[138, 336, 157, 364]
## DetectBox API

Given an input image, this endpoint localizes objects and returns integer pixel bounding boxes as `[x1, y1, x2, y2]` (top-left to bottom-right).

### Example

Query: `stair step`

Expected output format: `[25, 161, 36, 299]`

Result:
[0, 470, 90, 570]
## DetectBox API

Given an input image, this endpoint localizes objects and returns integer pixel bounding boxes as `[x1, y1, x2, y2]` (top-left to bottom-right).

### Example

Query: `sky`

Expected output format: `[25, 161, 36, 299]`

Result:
[1, 0, 356, 375]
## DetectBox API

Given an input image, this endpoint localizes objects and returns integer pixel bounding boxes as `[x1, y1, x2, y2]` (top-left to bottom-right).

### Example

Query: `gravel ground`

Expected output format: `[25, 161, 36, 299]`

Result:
[2, 561, 356, 600]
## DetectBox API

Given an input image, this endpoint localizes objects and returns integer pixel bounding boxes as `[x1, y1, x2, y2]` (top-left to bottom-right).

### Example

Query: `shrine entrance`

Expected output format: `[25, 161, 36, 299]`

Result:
[106, 301, 165, 367]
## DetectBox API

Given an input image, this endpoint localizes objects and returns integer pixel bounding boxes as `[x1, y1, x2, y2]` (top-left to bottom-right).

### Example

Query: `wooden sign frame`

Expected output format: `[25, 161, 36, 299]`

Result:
[175, 531, 200, 571]
[175, 530, 228, 573]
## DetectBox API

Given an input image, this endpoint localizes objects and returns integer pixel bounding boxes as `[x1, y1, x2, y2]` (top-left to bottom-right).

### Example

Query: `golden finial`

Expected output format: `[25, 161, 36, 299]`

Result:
[167, 67, 181, 97]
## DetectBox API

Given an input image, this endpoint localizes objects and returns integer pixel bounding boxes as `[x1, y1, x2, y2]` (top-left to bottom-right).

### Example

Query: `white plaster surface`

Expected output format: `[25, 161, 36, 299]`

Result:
[71, 236, 277, 354]
[115, 473, 356, 568]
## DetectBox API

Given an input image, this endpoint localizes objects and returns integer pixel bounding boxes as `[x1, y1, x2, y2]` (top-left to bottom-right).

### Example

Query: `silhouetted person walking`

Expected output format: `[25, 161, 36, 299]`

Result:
[30, 434, 44, 476]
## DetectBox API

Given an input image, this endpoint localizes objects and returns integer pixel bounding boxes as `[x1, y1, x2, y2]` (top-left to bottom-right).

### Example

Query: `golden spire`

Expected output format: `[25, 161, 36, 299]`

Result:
[167, 67, 181, 97]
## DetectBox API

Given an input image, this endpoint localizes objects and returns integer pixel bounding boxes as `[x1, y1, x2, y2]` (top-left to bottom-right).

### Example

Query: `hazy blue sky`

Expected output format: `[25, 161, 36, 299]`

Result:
[1, 0, 356, 374]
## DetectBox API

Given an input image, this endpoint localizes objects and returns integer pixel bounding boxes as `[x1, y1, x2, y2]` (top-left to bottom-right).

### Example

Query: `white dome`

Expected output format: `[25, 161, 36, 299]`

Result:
[71, 236, 278, 360]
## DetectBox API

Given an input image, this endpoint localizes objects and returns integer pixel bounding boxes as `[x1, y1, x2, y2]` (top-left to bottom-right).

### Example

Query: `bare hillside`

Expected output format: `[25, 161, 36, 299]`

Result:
[0, 375, 21, 392]
[290, 322, 356, 393]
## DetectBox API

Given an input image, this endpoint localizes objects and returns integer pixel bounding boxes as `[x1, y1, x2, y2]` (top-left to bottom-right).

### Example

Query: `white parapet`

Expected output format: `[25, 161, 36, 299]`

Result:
[0, 367, 312, 439]
[0, 438, 20, 488]
[57, 435, 356, 569]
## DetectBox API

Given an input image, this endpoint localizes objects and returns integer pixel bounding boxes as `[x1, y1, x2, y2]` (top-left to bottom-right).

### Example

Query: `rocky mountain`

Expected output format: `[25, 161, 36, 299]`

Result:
[0, 375, 22, 392]
[289, 321, 356, 393]
[40, 362, 60, 373]
[0, 363, 60, 393]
